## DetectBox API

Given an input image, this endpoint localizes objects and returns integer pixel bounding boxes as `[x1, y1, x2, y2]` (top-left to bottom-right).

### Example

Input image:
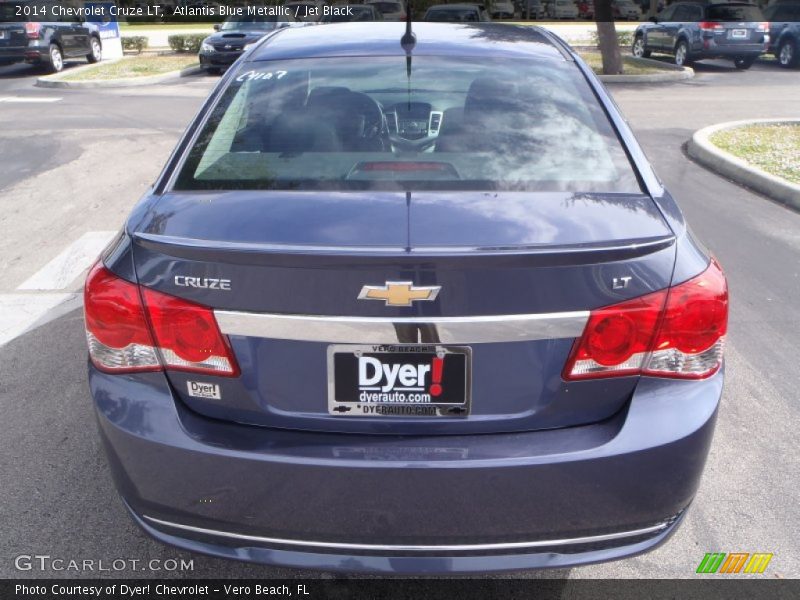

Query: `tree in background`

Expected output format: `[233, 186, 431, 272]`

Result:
[594, 0, 622, 74]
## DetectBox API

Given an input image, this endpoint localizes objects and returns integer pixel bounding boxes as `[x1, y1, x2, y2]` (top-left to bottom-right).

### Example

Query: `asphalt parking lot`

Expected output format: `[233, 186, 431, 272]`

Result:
[1, 56, 798, 580]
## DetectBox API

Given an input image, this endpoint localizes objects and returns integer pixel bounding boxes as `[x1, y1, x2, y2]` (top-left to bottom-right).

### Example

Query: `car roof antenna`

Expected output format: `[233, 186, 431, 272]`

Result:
[400, 1, 416, 111]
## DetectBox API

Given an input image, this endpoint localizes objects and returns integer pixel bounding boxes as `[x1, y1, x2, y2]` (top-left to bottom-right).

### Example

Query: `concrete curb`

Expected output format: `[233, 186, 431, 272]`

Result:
[687, 119, 800, 211]
[598, 57, 694, 83]
[35, 58, 202, 89]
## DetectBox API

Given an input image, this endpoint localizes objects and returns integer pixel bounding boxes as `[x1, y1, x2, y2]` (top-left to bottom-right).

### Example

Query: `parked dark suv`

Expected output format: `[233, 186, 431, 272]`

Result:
[0, 1, 102, 73]
[763, 0, 800, 68]
[199, 14, 296, 74]
[632, 1, 769, 69]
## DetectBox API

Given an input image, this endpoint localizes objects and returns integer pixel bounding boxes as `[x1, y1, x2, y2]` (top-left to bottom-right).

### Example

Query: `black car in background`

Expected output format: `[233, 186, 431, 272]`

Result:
[199, 14, 297, 74]
[763, 0, 800, 68]
[632, 1, 769, 69]
[423, 3, 492, 21]
[0, 0, 102, 73]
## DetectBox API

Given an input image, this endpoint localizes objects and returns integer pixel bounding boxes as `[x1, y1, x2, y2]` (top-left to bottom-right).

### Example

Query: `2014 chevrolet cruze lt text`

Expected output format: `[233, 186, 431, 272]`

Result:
[84, 23, 727, 574]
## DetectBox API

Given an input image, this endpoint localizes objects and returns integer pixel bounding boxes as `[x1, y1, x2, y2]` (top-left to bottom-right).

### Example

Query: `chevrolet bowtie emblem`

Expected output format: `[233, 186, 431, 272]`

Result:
[358, 282, 441, 307]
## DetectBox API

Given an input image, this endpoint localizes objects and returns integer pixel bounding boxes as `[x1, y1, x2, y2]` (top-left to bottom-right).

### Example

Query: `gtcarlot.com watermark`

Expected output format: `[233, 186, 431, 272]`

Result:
[14, 554, 194, 573]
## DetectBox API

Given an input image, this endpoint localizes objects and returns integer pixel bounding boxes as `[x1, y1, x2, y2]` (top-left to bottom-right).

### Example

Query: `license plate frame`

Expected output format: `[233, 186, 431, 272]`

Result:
[327, 344, 472, 418]
[730, 29, 749, 39]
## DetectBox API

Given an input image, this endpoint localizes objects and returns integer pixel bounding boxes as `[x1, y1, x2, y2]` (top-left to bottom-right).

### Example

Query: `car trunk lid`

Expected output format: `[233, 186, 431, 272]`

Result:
[130, 190, 676, 434]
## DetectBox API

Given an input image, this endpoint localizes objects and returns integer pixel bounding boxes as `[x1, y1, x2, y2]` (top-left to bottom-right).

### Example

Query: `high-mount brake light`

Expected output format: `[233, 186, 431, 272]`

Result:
[564, 260, 727, 381]
[84, 263, 239, 376]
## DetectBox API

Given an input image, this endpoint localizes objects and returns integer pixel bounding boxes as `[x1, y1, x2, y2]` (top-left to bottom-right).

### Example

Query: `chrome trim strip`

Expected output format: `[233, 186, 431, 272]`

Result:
[214, 310, 589, 344]
[142, 515, 670, 552]
[135, 231, 674, 257]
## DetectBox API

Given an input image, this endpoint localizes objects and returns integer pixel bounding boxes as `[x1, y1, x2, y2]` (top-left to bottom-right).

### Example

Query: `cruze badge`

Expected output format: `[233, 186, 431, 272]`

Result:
[175, 276, 231, 291]
[358, 282, 441, 307]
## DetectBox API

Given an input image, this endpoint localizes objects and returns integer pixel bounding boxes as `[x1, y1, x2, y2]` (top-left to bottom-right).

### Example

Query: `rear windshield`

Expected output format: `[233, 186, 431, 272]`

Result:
[706, 5, 764, 21]
[174, 56, 640, 193]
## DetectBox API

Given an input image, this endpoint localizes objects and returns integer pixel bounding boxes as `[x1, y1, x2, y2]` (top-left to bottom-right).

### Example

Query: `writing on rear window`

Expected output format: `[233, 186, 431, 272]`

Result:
[235, 70, 288, 83]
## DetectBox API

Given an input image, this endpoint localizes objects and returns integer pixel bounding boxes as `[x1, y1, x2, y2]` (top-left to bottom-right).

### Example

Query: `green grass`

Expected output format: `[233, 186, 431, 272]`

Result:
[577, 52, 673, 75]
[710, 124, 800, 185]
[60, 54, 198, 81]
[120, 23, 215, 31]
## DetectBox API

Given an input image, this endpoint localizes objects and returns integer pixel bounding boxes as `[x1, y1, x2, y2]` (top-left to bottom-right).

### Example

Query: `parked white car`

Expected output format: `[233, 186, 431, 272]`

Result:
[519, 0, 546, 19]
[546, 0, 579, 19]
[612, 0, 642, 20]
[365, 0, 406, 20]
[491, 0, 516, 18]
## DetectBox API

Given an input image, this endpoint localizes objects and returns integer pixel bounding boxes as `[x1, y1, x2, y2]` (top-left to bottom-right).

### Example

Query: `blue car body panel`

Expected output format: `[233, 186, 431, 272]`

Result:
[89, 23, 724, 572]
[92, 365, 719, 573]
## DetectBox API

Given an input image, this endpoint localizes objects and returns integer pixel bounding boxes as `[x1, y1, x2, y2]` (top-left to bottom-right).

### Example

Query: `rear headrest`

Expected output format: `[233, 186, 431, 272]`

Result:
[306, 86, 354, 108]
[464, 77, 519, 115]
[245, 70, 310, 123]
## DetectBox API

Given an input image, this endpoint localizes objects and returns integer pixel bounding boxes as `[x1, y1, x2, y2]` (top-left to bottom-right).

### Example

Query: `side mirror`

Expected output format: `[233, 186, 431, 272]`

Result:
[213, 24, 221, 31]
[649, 16, 658, 23]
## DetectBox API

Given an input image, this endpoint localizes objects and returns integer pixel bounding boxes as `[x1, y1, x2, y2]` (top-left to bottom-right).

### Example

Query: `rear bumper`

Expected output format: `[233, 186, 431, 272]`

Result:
[692, 41, 766, 59]
[92, 366, 722, 573]
[0, 47, 28, 64]
[199, 51, 241, 68]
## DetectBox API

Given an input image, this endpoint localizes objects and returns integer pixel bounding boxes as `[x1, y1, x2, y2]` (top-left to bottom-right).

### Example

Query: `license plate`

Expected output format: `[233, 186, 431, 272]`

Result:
[730, 29, 748, 39]
[327, 344, 471, 417]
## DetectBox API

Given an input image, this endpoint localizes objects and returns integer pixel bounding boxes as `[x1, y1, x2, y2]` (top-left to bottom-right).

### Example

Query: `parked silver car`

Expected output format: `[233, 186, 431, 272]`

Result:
[365, 0, 406, 20]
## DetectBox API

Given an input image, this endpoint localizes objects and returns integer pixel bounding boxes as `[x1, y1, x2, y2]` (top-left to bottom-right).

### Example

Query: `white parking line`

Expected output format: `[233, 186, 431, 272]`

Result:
[0, 96, 63, 103]
[0, 293, 78, 347]
[18, 231, 117, 291]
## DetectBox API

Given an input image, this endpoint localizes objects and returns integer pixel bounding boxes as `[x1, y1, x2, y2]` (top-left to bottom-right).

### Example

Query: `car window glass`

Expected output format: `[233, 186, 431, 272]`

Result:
[175, 56, 641, 193]
[672, 5, 693, 21]
[706, 5, 764, 20]
[0, 3, 19, 21]
[657, 5, 676, 20]
[371, 2, 402, 11]
[686, 5, 702, 21]
[220, 17, 280, 31]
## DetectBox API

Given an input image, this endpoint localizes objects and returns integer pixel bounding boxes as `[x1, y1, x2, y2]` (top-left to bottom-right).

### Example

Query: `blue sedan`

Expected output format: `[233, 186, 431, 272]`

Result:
[84, 23, 727, 574]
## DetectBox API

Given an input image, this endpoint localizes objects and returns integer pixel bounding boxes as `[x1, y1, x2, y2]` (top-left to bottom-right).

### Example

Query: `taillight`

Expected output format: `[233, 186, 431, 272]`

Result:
[757, 22, 769, 33]
[563, 290, 666, 380]
[84, 264, 160, 373]
[25, 22, 41, 39]
[84, 263, 239, 376]
[644, 259, 727, 379]
[699, 21, 723, 31]
[142, 287, 239, 377]
[564, 260, 727, 381]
